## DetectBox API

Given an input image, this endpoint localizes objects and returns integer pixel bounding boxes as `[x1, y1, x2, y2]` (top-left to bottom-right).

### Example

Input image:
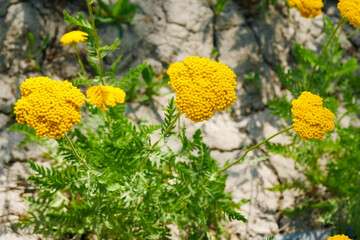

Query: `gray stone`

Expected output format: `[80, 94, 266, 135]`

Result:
[2, 2, 43, 72]
[216, 2, 246, 30]
[250, 228, 331, 240]
[218, 26, 260, 76]
[269, 154, 304, 181]
[0, 82, 15, 114]
[203, 113, 251, 151]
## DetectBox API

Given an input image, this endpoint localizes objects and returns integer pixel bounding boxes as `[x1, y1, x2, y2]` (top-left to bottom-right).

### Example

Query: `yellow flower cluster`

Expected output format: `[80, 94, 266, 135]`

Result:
[291, 91, 335, 140]
[14, 77, 85, 139]
[60, 30, 89, 45]
[338, 0, 360, 27]
[86, 86, 126, 111]
[167, 56, 237, 123]
[327, 234, 352, 240]
[288, 0, 323, 18]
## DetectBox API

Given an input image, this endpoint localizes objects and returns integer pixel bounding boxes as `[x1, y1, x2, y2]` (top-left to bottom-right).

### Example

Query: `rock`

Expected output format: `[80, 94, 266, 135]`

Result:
[1, 2, 43, 72]
[0, 136, 9, 149]
[163, 0, 213, 32]
[251, 8, 292, 70]
[203, 113, 251, 151]
[211, 150, 241, 167]
[0, 82, 16, 114]
[269, 154, 304, 181]
[224, 152, 281, 238]
[217, 25, 260, 77]
[249, 228, 331, 240]
[216, 2, 246, 30]
[290, 9, 324, 52]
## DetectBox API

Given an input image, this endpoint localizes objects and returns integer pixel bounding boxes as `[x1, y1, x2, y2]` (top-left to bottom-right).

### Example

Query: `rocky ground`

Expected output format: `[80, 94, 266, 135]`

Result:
[0, 0, 358, 239]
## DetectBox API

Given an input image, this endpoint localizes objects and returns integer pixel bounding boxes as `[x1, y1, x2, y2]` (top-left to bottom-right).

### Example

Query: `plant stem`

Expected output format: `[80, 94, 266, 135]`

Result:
[64, 133, 90, 170]
[85, 0, 104, 85]
[308, 18, 345, 90]
[174, 126, 294, 210]
[216, 126, 294, 174]
[73, 43, 87, 80]
[138, 112, 181, 168]
[153, 112, 181, 149]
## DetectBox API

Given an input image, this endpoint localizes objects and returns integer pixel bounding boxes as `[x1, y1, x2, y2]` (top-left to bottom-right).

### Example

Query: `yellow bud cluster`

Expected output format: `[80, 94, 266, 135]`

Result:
[338, 0, 360, 27]
[14, 77, 85, 139]
[288, 0, 323, 18]
[291, 91, 335, 141]
[327, 235, 352, 240]
[167, 56, 237, 123]
[86, 86, 126, 111]
[60, 31, 89, 45]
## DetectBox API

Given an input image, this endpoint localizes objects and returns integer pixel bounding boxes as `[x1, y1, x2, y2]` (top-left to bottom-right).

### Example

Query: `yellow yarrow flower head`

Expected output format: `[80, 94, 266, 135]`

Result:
[60, 30, 89, 45]
[291, 91, 335, 141]
[14, 77, 85, 139]
[167, 56, 237, 123]
[287, 0, 324, 18]
[327, 234, 352, 240]
[86, 86, 126, 111]
[338, 0, 360, 27]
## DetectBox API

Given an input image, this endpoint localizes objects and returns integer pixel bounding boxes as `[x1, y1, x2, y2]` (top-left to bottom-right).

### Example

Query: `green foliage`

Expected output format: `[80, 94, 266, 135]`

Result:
[211, 46, 220, 59]
[244, 72, 261, 89]
[161, 97, 177, 138]
[71, 77, 92, 87]
[26, 32, 50, 71]
[63, 9, 121, 66]
[267, 15, 360, 237]
[264, 235, 275, 240]
[213, 0, 228, 15]
[16, 98, 243, 239]
[8, 123, 47, 147]
[117, 61, 169, 101]
[95, 0, 138, 38]
[267, 96, 293, 121]
[13, 4, 244, 239]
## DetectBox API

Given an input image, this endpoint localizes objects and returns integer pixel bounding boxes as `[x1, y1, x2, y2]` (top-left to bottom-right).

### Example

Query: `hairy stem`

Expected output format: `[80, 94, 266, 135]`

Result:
[85, 0, 104, 85]
[216, 126, 294, 174]
[308, 18, 345, 90]
[64, 133, 90, 170]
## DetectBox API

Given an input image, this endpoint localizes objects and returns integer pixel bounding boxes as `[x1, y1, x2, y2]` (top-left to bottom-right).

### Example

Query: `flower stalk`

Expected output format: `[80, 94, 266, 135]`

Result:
[174, 126, 294, 210]
[64, 133, 90, 170]
[73, 43, 87, 80]
[85, 0, 104, 85]
[217, 126, 294, 174]
[308, 18, 345, 89]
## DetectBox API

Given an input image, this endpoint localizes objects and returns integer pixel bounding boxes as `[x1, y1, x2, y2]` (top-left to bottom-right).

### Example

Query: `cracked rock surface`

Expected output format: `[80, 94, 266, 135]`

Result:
[0, 0, 359, 239]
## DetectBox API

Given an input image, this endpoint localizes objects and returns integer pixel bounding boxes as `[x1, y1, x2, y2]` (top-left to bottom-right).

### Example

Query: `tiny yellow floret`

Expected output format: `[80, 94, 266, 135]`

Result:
[167, 56, 237, 123]
[86, 86, 126, 111]
[60, 31, 89, 45]
[287, 0, 324, 18]
[327, 234, 352, 240]
[14, 77, 85, 139]
[291, 91, 335, 141]
[338, 0, 360, 27]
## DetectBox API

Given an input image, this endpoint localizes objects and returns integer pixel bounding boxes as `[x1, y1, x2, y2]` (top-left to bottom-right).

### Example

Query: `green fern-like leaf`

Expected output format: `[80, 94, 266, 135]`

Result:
[222, 204, 247, 222]
[161, 97, 177, 138]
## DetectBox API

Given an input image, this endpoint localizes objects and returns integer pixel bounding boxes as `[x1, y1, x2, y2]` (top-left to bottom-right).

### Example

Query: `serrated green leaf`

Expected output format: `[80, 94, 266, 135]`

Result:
[88, 58, 100, 75]
[100, 38, 121, 51]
